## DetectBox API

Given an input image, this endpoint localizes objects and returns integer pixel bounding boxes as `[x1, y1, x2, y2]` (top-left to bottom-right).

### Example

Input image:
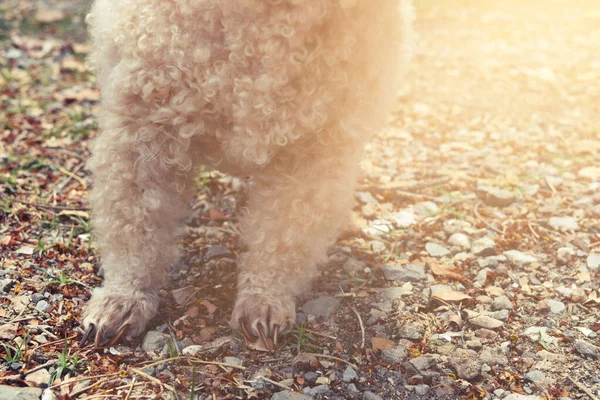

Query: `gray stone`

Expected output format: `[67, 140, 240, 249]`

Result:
[398, 324, 423, 340]
[449, 349, 482, 379]
[0, 279, 17, 293]
[369, 240, 386, 253]
[448, 233, 471, 250]
[342, 366, 358, 382]
[471, 237, 496, 256]
[504, 395, 542, 400]
[413, 201, 439, 217]
[574, 340, 599, 358]
[392, 208, 416, 227]
[468, 315, 504, 329]
[466, 340, 483, 351]
[6, 48, 25, 59]
[0, 385, 42, 400]
[26, 368, 51, 386]
[41, 388, 58, 400]
[362, 392, 383, 400]
[426, 242, 450, 258]
[204, 245, 233, 261]
[478, 255, 506, 268]
[381, 285, 412, 300]
[343, 258, 366, 274]
[381, 345, 407, 364]
[556, 247, 576, 265]
[347, 383, 359, 393]
[504, 250, 537, 266]
[477, 185, 516, 207]
[142, 331, 170, 357]
[443, 219, 472, 235]
[224, 357, 243, 368]
[355, 191, 379, 205]
[36, 300, 51, 313]
[302, 296, 340, 319]
[538, 299, 565, 314]
[409, 354, 439, 371]
[271, 392, 313, 400]
[380, 264, 425, 282]
[473, 268, 489, 288]
[480, 347, 509, 366]
[548, 217, 579, 231]
[491, 295, 513, 311]
[0, 323, 18, 340]
[304, 371, 318, 383]
[362, 203, 378, 219]
[414, 384, 430, 396]
[302, 385, 331, 396]
[490, 309, 509, 321]
[587, 253, 600, 270]
[525, 370, 545, 381]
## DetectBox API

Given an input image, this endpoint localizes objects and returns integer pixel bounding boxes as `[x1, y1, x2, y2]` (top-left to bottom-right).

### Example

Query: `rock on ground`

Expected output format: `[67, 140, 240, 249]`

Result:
[380, 264, 425, 282]
[449, 349, 482, 379]
[504, 250, 538, 266]
[0, 385, 43, 400]
[271, 392, 313, 400]
[302, 296, 340, 318]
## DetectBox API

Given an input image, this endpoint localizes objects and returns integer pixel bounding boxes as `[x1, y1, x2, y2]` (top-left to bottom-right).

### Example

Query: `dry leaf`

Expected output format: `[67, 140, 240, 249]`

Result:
[0, 235, 11, 245]
[58, 210, 90, 219]
[448, 313, 463, 329]
[371, 337, 396, 351]
[584, 291, 599, 306]
[429, 260, 466, 281]
[432, 289, 472, 303]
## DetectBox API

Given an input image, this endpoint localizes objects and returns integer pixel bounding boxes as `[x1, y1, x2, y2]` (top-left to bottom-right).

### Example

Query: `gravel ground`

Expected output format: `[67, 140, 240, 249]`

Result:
[1, 0, 599, 399]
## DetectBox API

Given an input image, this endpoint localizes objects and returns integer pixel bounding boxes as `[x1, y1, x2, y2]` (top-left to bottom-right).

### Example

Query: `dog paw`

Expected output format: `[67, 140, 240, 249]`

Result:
[80, 287, 159, 348]
[231, 293, 296, 352]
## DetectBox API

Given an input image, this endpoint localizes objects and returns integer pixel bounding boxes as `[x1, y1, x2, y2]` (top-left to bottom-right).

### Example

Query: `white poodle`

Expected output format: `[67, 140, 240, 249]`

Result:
[81, 0, 414, 351]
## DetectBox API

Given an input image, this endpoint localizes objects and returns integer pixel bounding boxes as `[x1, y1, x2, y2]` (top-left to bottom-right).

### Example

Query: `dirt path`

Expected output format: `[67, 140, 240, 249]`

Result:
[1, 1, 599, 399]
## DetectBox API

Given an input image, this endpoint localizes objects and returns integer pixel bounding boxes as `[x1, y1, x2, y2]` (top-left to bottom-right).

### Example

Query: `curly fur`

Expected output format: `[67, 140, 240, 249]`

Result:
[83, 0, 414, 342]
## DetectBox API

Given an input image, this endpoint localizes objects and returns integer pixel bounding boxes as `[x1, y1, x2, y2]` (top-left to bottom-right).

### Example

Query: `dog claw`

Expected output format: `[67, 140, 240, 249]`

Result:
[80, 323, 96, 348]
[80, 324, 130, 349]
[238, 317, 280, 351]
[272, 325, 280, 347]
[239, 317, 254, 342]
[108, 324, 130, 346]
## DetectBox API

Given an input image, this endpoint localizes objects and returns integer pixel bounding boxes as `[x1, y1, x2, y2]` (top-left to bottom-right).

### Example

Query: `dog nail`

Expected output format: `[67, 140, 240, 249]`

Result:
[79, 324, 95, 347]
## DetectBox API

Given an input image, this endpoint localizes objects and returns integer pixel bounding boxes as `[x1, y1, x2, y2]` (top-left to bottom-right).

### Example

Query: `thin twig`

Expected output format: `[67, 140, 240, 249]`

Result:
[69, 380, 107, 398]
[24, 202, 90, 212]
[124, 376, 137, 400]
[49, 372, 121, 389]
[473, 201, 504, 234]
[255, 376, 293, 391]
[139, 355, 246, 371]
[569, 377, 600, 400]
[351, 307, 365, 349]
[301, 353, 359, 370]
[30, 334, 78, 352]
[305, 329, 338, 340]
[22, 359, 57, 376]
[57, 166, 88, 189]
[130, 368, 177, 394]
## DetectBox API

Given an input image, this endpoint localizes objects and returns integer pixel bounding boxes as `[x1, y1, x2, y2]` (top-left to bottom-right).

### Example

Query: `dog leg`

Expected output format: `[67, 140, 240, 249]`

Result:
[81, 105, 193, 347]
[231, 147, 361, 350]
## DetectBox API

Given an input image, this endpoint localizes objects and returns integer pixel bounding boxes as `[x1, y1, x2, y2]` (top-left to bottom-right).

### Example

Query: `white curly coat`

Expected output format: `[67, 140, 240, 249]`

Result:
[82, 0, 414, 348]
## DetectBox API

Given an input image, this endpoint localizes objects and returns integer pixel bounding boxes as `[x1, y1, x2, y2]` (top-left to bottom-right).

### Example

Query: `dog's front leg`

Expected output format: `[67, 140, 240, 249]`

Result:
[231, 147, 361, 350]
[81, 107, 194, 347]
